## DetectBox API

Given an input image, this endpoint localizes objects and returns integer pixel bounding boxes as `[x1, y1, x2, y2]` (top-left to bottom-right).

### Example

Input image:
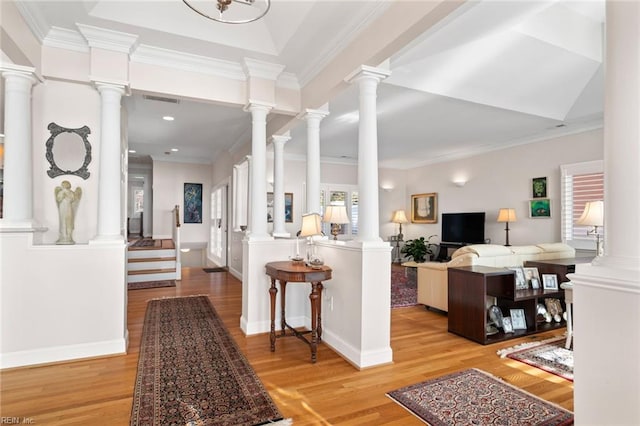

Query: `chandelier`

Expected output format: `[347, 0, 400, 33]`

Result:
[183, 0, 271, 24]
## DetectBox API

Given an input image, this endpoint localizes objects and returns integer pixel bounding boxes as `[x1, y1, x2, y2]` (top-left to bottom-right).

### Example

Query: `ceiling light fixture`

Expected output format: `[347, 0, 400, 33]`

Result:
[183, 0, 270, 24]
[163, 116, 175, 121]
[171, 148, 179, 152]
[128, 149, 136, 153]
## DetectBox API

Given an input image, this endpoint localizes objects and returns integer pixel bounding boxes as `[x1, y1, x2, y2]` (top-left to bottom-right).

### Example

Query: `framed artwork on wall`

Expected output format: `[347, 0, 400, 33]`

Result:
[529, 199, 551, 218]
[532, 177, 547, 198]
[184, 183, 203, 224]
[411, 192, 437, 223]
[267, 192, 293, 223]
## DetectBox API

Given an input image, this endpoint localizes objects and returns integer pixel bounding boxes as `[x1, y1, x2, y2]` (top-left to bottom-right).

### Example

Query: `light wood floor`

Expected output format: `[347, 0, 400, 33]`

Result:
[1, 267, 573, 425]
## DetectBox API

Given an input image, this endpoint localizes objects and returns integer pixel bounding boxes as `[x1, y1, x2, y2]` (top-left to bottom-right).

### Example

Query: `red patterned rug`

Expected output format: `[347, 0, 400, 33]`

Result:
[127, 280, 176, 290]
[391, 267, 417, 308]
[387, 368, 573, 425]
[497, 336, 573, 381]
[131, 295, 290, 426]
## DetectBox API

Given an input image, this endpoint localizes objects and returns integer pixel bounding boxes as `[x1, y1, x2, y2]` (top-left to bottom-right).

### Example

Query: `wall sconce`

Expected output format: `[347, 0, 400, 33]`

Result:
[380, 184, 394, 192]
[453, 179, 467, 187]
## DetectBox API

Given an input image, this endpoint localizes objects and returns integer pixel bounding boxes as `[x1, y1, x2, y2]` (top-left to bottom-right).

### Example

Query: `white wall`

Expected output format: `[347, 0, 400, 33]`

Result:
[32, 80, 101, 244]
[0, 233, 127, 368]
[403, 129, 603, 246]
[152, 160, 211, 242]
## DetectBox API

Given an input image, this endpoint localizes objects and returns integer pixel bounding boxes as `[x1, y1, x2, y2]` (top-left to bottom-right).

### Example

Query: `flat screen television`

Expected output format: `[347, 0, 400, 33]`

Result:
[441, 212, 486, 245]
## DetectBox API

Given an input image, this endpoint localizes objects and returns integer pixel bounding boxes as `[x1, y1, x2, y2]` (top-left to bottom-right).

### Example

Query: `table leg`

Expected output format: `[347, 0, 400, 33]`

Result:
[316, 282, 324, 342]
[309, 282, 320, 363]
[280, 281, 287, 336]
[565, 300, 573, 349]
[269, 278, 277, 352]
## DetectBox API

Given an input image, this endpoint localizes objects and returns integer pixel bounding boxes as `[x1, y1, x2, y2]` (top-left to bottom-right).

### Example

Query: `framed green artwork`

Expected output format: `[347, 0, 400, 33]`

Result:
[529, 198, 551, 218]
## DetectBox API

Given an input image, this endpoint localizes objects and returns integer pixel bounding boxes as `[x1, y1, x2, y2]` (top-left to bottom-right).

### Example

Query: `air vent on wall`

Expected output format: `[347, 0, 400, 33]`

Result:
[143, 95, 180, 104]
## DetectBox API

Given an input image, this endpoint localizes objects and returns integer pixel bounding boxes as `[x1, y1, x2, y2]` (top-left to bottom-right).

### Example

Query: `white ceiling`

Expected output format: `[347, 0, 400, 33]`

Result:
[15, 0, 605, 169]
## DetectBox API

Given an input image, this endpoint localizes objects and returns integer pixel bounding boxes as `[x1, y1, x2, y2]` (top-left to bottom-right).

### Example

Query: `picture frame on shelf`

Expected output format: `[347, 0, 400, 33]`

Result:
[510, 308, 527, 330]
[502, 316, 514, 333]
[507, 267, 527, 290]
[542, 273, 559, 290]
[411, 192, 437, 223]
[532, 176, 547, 198]
[522, 267, 540, 289]
[529, 199, 551, 218]
[530, 277, 540, 289]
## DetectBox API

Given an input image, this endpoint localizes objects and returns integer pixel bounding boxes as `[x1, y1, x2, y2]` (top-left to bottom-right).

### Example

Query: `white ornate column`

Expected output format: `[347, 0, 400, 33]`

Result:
[246, 102, 273, 241]
[571, 2, 640, 424]
[345, 66, 390, 242]
[301, 108, 328, 214]
[92, 83, 126, 242]
[271, 133, 290, 238]
[0, 65, 39, 228]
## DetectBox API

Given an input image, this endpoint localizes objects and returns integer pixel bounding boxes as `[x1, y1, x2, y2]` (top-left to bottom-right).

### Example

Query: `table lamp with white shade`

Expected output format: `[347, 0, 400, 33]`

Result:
[576, 200, 604, 256]
[322, 204, 349, 240]
[299, 212, 324, 268]
[497, 208, 517, 246]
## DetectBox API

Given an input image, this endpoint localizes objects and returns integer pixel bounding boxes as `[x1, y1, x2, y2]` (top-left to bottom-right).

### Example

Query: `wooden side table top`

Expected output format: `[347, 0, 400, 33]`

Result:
[265, 261, 332, 282]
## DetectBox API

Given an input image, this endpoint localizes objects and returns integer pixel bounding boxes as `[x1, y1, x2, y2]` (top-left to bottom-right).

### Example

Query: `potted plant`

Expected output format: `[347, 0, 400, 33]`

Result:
[401, 235, 438, 263]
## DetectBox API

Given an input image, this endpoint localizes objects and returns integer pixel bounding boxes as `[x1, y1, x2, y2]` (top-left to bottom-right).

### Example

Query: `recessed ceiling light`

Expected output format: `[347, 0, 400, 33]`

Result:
[163, 116, 175, 121]
[171, 148, 179, 152]
[128, 149, 136, 153]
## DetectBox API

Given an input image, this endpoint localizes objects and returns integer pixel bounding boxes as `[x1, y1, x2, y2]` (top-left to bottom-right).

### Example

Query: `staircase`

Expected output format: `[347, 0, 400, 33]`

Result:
[127, 239, 178, 283]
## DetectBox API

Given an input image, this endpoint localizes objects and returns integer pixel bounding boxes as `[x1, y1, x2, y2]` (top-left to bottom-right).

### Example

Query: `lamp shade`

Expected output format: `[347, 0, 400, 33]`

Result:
[299, 213, 323, 237]
[323, 205, 350, 224]
[391, 209, 408, 224]
[497, 208, 517, 223]
[576, 200, 603, 227]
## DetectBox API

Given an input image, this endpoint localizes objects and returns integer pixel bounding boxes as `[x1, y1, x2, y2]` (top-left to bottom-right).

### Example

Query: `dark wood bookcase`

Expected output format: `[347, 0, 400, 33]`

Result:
[447, 265, 566, 345]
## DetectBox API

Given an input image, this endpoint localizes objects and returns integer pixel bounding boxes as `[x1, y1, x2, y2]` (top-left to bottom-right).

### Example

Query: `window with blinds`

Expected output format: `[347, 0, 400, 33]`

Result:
[560, 160, 604, 249]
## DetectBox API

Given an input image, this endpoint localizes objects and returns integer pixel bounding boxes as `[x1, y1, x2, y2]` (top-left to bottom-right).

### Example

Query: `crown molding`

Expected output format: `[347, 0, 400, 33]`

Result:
[277, 72, 300, 90]
[131, 44, 246, 81]
[14, 2, 49, 42]
[76, 24, 138, 54]
[43, 27, 89, 53]
[150, 155, 212, 165]
[297, 1, 390, 86]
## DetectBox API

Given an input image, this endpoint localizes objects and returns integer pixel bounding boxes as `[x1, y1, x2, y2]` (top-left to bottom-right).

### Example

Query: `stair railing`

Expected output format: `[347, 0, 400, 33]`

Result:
[172, 204, 182, 280]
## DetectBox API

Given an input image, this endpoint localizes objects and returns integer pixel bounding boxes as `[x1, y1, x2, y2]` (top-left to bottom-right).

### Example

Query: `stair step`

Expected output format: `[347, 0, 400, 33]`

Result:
[127, 249, 175, 259]
[128, 257, 177, 263]
[128, 260, 176, 271]
[127, 271, 177, 283]
[128, 268, 176, 275]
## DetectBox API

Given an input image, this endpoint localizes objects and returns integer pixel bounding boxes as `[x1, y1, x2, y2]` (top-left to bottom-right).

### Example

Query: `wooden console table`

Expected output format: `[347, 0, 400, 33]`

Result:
[265, 261, 332, 363]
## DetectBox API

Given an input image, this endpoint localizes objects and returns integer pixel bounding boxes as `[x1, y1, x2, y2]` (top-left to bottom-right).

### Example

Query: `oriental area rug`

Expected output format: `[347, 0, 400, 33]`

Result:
[130, 295, 290, 426]
[387, 368, 573, 426]
[497, 336, 574, 381]
[391, 267, 418, 308]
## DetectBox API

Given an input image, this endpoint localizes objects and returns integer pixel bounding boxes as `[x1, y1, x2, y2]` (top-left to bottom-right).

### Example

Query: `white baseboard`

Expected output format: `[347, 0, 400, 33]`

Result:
[322, 329, 393, 369]
[0, 338, 127, 369]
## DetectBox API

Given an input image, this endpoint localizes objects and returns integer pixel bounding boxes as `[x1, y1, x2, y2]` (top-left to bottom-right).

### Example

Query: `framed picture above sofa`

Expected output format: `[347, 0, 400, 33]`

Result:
[529, 199, 551, 218]
[411, 192, 437, 223]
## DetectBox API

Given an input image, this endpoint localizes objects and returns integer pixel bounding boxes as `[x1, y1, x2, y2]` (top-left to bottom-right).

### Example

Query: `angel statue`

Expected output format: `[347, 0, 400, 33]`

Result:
[55, 180, 82, 244]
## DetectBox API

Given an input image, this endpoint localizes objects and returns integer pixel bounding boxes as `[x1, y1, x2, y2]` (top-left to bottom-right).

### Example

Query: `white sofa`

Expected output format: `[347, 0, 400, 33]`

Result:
[404, 243, 575, 312]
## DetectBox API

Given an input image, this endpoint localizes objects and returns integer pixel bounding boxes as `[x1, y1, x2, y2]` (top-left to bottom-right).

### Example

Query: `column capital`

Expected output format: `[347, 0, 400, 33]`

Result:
[93, 80, 129, 96]
[242, 58, 285, 81]
[271, 132, 291, 146]
[345, 65, 391, 85]
[1, 63, 42, 84]
[298, 108, 330, 122]
[243, 101, 274, 113]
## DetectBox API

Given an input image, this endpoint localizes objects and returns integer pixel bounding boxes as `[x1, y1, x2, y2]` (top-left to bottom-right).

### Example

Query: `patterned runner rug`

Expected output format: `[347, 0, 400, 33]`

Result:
[387, 368, 573, 425]
[131, 295, 290, 426]
[497, 336, 573, 381]
[127, 280, 176, 291]
[391, 267, 417, 308]
[130, 238, 157, 248]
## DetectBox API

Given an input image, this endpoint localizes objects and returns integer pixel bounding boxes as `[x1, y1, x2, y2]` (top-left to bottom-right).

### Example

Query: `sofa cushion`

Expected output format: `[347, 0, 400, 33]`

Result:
[452, 244, 513, 258]
[510, 245, 543, 255]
